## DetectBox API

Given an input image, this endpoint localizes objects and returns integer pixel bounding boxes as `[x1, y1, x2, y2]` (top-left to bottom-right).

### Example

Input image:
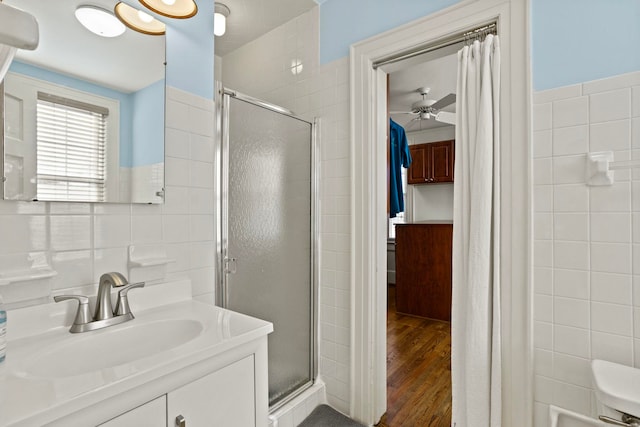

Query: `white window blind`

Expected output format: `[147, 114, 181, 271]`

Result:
[36, 92, 109, 202]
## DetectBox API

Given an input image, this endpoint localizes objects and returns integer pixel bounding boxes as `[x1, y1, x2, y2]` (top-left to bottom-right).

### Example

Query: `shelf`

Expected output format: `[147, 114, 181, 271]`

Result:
[129, 257, 176, 268]
[0, 268, 57, 286]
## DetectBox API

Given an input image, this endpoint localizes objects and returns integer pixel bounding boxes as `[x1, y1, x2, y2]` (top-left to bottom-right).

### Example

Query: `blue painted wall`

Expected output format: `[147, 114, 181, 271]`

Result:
[131, 80, 165, 167]
[319, 0, 462, 64]
[9, 61, 134, 167]
[531, 0, 640, 90]
[121, 0, 214, 99]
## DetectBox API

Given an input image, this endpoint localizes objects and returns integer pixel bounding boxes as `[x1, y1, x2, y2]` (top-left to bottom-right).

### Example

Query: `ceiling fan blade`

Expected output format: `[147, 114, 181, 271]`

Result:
[390, 111, 418, 115]
[435, 111, 456, 125]
[430, 93, 456, 111]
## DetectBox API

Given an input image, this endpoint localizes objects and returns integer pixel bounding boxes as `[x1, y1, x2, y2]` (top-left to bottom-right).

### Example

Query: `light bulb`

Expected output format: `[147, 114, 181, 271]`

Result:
[214, 12, 226, 36]
[137, 10, 154, 23]
[75, 5, 125, 38]
[161, 0, 176, 5]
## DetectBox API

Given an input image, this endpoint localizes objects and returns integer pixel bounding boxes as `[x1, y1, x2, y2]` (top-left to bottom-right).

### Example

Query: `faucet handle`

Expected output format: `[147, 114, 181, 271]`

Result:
[54, 295, 92, 329]
[114, 282, 145, 316]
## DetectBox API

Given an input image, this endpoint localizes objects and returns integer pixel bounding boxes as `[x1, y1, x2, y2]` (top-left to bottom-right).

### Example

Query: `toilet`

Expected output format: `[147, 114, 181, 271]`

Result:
[549, 359, 640, 427]
[591, 359, 640, 426]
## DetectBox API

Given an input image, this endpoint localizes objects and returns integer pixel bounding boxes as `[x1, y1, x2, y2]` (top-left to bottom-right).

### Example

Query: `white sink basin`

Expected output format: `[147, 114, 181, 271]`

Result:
[22, 319, 204, 378]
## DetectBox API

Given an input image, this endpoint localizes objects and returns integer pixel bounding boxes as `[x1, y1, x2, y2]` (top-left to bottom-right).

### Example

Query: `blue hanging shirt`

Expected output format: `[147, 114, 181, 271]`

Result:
[389, 118, 412, 218]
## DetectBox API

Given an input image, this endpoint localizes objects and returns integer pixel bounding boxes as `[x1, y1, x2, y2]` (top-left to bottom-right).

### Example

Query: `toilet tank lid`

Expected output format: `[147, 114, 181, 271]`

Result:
[591, 359, 640, 418]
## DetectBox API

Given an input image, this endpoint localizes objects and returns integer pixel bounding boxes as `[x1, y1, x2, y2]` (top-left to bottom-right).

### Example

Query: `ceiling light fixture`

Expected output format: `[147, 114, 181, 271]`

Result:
[214, 3, 230, 37]
[138, 0, 197, 19]
[115, 2, 166, 36]
[75, 5, 126, 38]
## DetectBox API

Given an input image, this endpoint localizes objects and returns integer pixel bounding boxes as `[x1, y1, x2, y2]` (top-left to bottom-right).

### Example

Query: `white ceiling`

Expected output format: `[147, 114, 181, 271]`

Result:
[214, 0, 317, 57]
[388, 47, 459, 132]
[7, 0, 165, 93]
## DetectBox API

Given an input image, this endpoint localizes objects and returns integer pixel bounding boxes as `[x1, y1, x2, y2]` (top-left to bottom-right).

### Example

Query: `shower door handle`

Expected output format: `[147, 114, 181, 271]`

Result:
[224, 257, 237, 274]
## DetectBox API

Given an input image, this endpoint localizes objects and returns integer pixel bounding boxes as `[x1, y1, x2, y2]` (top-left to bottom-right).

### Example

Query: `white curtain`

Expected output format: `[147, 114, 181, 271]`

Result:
[451, 34, 501, 427]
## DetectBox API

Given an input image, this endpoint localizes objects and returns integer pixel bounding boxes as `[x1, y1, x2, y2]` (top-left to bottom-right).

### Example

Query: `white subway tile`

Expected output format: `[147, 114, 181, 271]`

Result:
[534, 240, 553, 268]
[534, 130, 552, 158]
[535, 321, 553, 350]
[163, 215, 190, 243]
[189, 241, 215, 269]
[553, 97, 588, 128]
[535, 375, 553, 404]
[189, 161, 214, 189]
[590, 88, 631, 123]
[552, 381, 591, 415]
[94, 215, 131, 249]
[50, 203, 91, 215]
[165, 99, 190, 132]
[534, 103, 552, 131]
[591, 272, 632, 305]
[633, 118, 640, 149]
[131, 215, 163, 244]
[93, 204, 130, 215]
[188, 267, 216, 297]
[165, 128, 190, 159]
[554, 325, 590, 358]
[554, 297, 589, 329]
[163, 186, 190, 215]
[50, 216, 91, 251]
[634, 276, 640, 306]
[0, 201, 46, 215]
[535, 349, 553, 377]
[535, 213, 553, 240]
[534, 185, 554, 212]
[535, 294, 553, 322]
[553, 155, 585, 184]
[554, 213, 588, 241]
[0, 215, 47, 255]
[554, 241, 589, 270]
[553, 353, 591, 388]
[590, 213, 631, 243]
[591, 302, 633, 336]
[534, 402, 550, 427]
[189, 106, 214, 137]
[590, 120, 631, 152]
[534, 85, 582, 104]
[590, 182, 631, 212]
[554, 269, 589, 300]
[190, 134, 214, 162]
[591, 331, 633, 365]
[165, 157, 191, 187]
[534, 267, 553, 295]
[635, 340, 640, 368]
[591, 242, 631, 274]
[582, 71, 640, 95]
[51, 250, 94, 291]
[189, 188, 214, 215]
[554, 185, 589, 212]
[189, 215, 214, 242]
[553, 125, 588, 156]
[165, 243, 190, 273]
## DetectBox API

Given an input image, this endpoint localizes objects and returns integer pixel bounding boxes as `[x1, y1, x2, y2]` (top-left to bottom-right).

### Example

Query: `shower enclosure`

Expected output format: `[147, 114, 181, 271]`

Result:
[215, 84, 317, 410]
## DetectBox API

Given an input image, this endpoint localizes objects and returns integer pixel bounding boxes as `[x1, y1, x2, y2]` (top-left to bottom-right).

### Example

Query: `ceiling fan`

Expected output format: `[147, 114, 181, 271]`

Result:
[391, 87, 456, 127]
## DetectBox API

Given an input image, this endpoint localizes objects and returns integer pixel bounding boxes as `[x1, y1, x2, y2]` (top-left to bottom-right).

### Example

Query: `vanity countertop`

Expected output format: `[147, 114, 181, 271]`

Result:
[0, 280, 273, 426]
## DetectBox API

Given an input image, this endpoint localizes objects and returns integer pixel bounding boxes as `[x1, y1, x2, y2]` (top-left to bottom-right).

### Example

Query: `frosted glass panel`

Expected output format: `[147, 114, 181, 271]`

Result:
[225, 96, 312, 407]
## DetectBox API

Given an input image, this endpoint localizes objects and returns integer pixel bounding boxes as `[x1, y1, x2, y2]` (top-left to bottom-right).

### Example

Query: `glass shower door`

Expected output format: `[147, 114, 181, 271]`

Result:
[220, 91, 315, 408]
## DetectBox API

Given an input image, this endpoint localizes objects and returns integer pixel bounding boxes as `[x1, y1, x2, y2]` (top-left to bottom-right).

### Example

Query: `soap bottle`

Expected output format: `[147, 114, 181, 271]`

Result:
[0, 295, 6, 363]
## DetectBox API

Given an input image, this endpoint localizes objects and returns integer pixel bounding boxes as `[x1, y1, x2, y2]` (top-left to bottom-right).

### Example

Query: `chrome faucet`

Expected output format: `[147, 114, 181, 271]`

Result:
[54, 272, 144, 333]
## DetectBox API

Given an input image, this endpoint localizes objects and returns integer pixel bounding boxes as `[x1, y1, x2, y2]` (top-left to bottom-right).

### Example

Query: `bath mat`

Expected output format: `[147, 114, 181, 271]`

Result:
[298, 404, 366, 427]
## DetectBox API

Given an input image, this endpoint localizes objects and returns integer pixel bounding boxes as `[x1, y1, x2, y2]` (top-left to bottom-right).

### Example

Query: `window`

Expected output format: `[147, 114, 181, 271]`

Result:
[36, 92, 109, 202]
[388, 167, 408, 239]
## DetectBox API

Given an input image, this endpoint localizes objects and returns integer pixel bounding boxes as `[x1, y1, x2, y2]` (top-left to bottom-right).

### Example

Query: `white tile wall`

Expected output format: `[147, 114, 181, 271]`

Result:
[533, 70, 640, 426]
[221, 7, 351, 413]
[0, 86, 216, 308]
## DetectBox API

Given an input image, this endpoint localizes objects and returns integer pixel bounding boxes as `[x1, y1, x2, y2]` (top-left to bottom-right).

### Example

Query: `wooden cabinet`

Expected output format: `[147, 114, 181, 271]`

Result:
[395, 223, 452, 321]
[408, 140, 455, 185]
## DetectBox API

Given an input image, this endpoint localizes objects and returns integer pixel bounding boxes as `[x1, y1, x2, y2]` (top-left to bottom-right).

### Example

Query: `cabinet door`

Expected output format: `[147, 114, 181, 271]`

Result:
[99, 396, 166, 427]
[168, 356, 256, 427]
[430, 140, 454, 183]
[408, 145, 427, 184]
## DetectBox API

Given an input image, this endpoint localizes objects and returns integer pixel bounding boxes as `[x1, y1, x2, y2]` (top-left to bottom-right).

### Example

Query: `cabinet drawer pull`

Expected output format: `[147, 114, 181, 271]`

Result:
[175, 415, 186, 427]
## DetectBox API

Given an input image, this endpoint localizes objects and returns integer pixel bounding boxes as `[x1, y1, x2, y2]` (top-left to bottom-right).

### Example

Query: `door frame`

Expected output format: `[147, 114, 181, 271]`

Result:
[349, 0, 532, 425]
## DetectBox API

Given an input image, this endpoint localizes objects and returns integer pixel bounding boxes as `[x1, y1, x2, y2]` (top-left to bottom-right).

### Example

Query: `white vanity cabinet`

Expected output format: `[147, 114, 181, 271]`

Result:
[100, 396, 167, 427]
[100, 356, 256, 427]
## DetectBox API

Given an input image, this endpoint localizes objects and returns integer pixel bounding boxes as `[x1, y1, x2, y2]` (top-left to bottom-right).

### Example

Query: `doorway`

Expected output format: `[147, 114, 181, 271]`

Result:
[349, 2, 531, 426]
[379, 49, 457, 426]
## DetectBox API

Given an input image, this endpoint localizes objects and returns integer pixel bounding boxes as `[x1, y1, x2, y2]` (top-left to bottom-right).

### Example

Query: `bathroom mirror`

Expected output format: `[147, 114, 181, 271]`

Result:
[1, 0, 165, 203]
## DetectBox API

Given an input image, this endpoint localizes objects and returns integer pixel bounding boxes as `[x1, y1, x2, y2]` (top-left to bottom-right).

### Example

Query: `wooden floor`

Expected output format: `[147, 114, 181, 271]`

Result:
[376, 286, 452, 427]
